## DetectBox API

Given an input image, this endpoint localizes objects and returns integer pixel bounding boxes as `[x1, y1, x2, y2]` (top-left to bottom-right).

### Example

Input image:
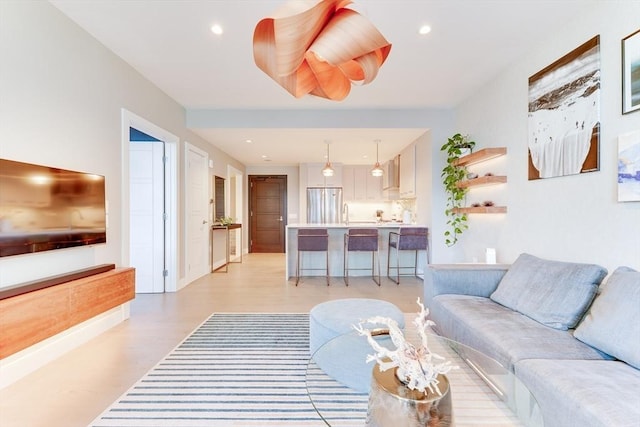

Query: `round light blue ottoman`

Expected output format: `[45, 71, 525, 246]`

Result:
[309, 298, 405, 392]
[312, 332, 396, 393]
[309, 298, 405, 355]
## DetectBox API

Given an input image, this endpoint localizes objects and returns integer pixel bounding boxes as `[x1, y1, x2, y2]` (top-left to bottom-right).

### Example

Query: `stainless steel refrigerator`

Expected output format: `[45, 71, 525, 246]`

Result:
[307, 187, 343, 224]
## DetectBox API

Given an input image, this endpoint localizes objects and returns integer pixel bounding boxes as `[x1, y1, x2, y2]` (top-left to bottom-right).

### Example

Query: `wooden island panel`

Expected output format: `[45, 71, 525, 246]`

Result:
[0, 267, 135, 359]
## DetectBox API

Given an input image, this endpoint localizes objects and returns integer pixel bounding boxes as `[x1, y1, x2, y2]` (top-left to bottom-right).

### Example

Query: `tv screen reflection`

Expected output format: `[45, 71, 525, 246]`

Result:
[0, 158, 106, 257]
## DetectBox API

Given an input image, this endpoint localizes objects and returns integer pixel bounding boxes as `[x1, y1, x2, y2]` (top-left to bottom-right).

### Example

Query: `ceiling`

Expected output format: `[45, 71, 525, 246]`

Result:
[50, 0, 594, 166]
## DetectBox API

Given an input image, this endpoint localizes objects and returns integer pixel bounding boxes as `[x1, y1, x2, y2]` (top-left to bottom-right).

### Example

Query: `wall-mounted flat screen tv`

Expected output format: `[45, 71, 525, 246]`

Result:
[0, 158, 106, 257]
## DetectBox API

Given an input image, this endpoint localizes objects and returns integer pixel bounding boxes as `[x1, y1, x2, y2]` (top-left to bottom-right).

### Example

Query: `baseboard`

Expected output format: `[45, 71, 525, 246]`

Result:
[211, 258, 226, 271]
[0, 303, 130, 389]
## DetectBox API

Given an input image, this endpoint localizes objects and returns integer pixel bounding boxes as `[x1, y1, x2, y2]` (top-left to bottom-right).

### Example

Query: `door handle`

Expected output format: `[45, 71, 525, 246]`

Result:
[278, 216, 283, 222]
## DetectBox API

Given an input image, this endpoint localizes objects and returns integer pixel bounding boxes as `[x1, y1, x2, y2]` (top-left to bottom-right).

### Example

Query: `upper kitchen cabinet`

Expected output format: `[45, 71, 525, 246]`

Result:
[342, 165, 382, 201]
[366, 170, 383, 200]
[343, 165, 356, 200]
[399, 143, 416, 198]
[304, 163, 343, 187]
[382, 156, 399, 190]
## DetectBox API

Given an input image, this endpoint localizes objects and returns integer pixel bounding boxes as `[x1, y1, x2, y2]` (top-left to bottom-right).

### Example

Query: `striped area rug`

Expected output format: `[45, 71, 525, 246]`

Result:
[90, 313, 525, 427]
[90, 313, 359, 427]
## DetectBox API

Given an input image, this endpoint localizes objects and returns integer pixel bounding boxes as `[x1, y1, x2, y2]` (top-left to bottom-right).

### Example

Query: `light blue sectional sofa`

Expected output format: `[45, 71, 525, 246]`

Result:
[424, 253, 640, 427]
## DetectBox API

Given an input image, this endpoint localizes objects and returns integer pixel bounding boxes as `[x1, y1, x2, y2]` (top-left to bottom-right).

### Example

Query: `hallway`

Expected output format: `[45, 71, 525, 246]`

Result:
[0, 254, 423, 427]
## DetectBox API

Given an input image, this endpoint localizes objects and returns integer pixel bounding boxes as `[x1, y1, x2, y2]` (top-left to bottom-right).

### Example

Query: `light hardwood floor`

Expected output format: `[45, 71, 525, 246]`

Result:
[0, 253, 423, 427]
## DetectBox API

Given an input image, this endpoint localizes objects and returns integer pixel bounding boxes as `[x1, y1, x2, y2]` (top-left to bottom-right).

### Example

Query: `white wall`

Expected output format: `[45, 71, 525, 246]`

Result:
[246, 165, 300, 224]
[0, 1, 244, 288]
[0, 1, 245, 385]
[451, 1, 640, 272]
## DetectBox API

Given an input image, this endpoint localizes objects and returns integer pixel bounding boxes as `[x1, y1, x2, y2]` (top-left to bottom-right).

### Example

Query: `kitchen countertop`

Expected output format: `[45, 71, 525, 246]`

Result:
[287, 222, 425, 229]
[285, 223, 429, 279]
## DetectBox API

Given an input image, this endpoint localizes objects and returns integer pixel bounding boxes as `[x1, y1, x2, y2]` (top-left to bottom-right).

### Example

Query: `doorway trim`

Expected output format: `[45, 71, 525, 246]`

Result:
[121, 108, 178, 292]
[227, 165, 244, 256]
[184, 142, 210, 284]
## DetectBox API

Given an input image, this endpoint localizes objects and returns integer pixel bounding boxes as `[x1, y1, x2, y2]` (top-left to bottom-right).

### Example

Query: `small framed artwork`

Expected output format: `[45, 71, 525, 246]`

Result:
[622, 29, 640, 114]
[618, 130, 640, 202]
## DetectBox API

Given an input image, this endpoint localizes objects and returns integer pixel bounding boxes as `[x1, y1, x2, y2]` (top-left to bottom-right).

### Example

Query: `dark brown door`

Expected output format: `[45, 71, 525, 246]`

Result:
[249, 175, 287, 253]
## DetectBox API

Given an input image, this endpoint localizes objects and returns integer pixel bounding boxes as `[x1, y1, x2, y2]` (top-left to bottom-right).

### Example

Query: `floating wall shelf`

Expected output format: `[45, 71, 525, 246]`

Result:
[453, 206, 507, 214]
[454, 147, 507, 167]
[455, 147, 507, 214]
[457, 175, 507, 189]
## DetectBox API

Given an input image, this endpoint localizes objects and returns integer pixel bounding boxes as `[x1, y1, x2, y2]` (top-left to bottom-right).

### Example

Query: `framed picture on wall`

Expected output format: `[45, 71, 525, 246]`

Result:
[622, 29, 640, 114]
[527, 36, 601, 180]
[618, 130, 640, 202]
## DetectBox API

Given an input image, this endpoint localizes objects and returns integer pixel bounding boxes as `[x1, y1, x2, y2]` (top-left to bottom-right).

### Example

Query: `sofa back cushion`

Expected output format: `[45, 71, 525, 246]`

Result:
[490, 253, 607, 330]
[575, 267, 640, 369]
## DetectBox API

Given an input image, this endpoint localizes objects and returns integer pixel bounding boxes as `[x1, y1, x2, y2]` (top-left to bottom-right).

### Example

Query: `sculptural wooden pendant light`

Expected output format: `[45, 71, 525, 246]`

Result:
[253, 0, 392, 101]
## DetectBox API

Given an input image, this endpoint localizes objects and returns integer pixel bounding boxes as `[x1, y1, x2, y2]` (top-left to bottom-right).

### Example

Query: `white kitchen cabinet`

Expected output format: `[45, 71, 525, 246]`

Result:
[305, 163, 342, 187]
[399, 143, 416, 198]
[365, 170, 382, 200]
[342, 165, 382, 201]
[353, 166, 367, 200]
[342, 165, 355, 200]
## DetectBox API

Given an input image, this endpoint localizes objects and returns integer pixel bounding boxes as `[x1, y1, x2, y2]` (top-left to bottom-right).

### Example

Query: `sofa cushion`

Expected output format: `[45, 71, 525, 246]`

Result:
[490, 253, 607, 330]
[516, 359, 640, 427]
[575, 266, 640, 369]
[429, 294, 610, 372]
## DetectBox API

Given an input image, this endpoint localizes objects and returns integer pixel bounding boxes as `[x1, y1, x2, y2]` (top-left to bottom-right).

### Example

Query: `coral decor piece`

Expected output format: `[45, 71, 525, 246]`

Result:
[354, 298, 457, 395]
[253, 0, 392, 101]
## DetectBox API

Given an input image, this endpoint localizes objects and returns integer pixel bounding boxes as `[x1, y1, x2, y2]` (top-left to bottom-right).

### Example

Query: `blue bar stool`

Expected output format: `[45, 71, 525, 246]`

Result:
[296, 228, 329, 286]
[387, 227, 429, 284]
[344, 228, 380, 286]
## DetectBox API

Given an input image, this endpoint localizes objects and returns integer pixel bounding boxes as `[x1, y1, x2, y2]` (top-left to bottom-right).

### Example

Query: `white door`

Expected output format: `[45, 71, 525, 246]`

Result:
[185, 143, 210, 283]
[130, 142, 165, 293]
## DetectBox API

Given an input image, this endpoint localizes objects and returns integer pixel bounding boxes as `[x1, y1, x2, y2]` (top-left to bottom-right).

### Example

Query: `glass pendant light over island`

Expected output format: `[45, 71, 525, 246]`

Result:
[322, 141, 334, 177]
[371, 139, 384, 177]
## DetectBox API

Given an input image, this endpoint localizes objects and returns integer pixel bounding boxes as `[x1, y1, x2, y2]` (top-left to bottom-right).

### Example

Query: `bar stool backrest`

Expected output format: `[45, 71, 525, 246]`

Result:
[298, 228, 329, 251]
[395, 227, 428, 250]
[346, 228, 379, 252]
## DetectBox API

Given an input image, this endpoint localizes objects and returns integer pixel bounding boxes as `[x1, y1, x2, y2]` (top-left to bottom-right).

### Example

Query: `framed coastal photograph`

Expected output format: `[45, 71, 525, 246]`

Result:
[527, 36, 601, 180]
[618, 130, 640, 202]
[622, 29, 640, 114]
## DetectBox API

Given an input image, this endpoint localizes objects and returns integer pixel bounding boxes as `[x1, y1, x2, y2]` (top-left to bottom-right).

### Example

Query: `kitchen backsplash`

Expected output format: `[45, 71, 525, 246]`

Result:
[343, 200, 415, 223]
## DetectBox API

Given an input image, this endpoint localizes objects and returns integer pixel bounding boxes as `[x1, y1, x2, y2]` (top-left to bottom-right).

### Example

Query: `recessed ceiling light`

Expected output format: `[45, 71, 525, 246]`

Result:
[245, 139, 253, 143]
[418, 25, 431, 35]
[211, 24, 223, 35]
[261, 155, 268, 159]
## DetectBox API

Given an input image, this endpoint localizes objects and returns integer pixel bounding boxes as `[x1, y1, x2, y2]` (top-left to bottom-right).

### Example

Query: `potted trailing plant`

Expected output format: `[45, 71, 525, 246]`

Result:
[441, 133, 475, 246]
[216, 216, 235, 226]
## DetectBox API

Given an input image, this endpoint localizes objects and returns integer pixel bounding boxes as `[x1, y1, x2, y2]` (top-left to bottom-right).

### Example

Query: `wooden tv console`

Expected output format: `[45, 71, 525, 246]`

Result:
[0, 265, 135, 359]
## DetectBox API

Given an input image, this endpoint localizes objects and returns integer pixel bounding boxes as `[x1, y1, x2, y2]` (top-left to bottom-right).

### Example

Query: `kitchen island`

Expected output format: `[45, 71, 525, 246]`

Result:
[286, 223, 428, 282]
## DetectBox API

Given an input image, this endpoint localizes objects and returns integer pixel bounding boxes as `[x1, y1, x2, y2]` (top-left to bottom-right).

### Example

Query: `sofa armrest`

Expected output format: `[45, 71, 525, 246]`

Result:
[424, 264, 509, 306]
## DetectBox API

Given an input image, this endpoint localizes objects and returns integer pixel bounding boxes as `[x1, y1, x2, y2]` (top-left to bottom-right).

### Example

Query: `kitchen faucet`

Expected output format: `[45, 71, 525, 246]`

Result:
[342, 203, 349, 225]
